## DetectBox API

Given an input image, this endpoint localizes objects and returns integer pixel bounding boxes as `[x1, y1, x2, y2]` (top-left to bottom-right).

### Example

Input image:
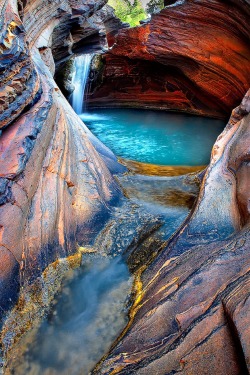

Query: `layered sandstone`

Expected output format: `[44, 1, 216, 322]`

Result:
[93, 90, 250, 375]
[1, 0, 250, 373]
[0, 0, 122, 318]
[87, 0, 250, 118]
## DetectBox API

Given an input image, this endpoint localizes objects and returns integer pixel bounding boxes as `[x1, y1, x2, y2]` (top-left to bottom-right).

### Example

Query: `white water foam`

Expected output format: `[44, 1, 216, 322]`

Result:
[71, 54, 93, 114]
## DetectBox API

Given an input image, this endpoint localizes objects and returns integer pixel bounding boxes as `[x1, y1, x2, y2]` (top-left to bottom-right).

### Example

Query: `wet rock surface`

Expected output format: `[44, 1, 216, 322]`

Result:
[3, 162, 200, 374]
[93, 92, 250, 375]
[0, 0, 122, 319]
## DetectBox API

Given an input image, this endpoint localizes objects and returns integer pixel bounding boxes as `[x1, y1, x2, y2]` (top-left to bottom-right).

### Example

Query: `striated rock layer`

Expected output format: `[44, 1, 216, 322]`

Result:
[93, 90, 250, 375]
[87, 0, 250, 118]
[1, 0, 250, 373]
[0, 0, 123, 318]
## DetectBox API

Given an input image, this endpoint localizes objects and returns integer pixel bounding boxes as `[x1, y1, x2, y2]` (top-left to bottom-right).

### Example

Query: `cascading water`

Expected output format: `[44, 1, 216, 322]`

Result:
[71, 54, 92, 114]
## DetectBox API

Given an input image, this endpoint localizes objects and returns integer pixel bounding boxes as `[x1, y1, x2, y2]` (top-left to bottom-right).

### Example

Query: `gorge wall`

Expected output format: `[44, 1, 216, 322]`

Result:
[0, 0, 123, 319]
[0, 0, 250, 374]
[87, 0, 250, 118]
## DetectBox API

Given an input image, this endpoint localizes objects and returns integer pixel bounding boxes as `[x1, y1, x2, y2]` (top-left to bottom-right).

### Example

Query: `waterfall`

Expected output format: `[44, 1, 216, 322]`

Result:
[71, 54, 92, 114]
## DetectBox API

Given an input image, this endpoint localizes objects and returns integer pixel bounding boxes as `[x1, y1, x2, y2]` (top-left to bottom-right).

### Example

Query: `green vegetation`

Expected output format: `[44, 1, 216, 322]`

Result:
[108, 0, 147, 27]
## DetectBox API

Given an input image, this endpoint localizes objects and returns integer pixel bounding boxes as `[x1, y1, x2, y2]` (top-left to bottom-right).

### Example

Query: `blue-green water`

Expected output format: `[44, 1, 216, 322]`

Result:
[80, 110, 225, 166]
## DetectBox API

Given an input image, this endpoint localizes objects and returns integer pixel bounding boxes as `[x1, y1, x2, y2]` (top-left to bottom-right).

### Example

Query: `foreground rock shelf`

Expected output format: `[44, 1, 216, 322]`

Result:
[0, 0, 250, 374]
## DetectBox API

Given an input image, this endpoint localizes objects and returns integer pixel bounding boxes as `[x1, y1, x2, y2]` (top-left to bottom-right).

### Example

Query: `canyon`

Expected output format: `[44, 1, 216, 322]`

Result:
[0, 0, 250, 374]
[88, 0, 250, 118]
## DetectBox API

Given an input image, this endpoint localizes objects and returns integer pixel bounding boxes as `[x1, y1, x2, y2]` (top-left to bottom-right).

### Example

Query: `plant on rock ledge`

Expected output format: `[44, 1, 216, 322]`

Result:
[108, 0, 147, 27]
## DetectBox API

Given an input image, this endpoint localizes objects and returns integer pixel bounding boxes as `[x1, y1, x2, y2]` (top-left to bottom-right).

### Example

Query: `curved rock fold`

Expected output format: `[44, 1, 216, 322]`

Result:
[93, 91, 250, 375]
[0, 1, 250, 374]
[0, 0, 122, 319]
[87, 0, 250, 118]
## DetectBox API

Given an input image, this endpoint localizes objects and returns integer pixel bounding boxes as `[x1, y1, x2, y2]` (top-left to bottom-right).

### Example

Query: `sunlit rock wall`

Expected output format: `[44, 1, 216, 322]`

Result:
[88, 0, 250, 118]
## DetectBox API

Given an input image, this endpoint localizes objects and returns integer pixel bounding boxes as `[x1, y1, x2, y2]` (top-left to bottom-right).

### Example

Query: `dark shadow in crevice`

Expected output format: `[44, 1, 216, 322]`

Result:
[222, 301, 249, 375]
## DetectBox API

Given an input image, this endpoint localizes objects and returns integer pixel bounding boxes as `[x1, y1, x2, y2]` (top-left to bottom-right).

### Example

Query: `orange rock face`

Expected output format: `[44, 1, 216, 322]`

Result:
[88, 0, 250, 118]
[93, 91, 250, 375]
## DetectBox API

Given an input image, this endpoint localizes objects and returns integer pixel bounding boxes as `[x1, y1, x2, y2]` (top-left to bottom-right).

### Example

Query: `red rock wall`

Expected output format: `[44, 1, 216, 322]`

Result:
[88, 0, 250, 118]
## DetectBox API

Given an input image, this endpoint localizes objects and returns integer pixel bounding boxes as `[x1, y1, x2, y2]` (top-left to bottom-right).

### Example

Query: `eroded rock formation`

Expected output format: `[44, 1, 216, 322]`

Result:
[93, 90, 250, 375]
[0, 0, 122, 318]
[1, 0, 250, 374]
[87, 0, 250, 118]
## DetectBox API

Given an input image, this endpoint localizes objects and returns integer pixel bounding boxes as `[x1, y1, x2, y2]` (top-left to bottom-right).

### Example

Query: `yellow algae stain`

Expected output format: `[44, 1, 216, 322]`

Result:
[67, 253, 82, 269]
[3, 22, 17, 48]
[154, 276, 179, 297]
[67, 246, 97, 268]
[1, 250, 87, 361]
[94, 265, 147, 373]
[109, 364, 128, 375]
[144, 257, 178, 291]
[9, 21, 18, 30]
[78, 246, 97, 254]
[119, 158, 205, 177]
